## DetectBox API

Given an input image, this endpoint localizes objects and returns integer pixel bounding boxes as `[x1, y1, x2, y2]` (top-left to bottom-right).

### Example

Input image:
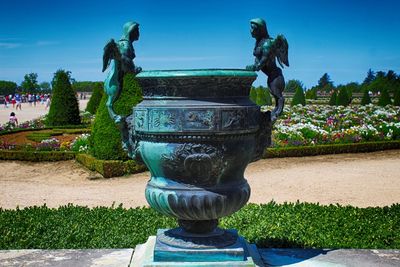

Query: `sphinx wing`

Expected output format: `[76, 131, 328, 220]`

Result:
[102, 39, 120, 72]
[275, 34, 289, 68]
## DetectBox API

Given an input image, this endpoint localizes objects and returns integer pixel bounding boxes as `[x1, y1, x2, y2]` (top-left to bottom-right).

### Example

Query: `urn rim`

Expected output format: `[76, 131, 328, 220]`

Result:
[136, 68, 257, 78]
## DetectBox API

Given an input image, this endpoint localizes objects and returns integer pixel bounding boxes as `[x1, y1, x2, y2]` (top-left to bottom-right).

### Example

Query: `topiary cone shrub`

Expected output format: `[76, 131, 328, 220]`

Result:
[336, 86, 350, 106]
[256, 87, 272, 106]
[378, 88, 392, 106]
[329, 90, 337, 106]
[85, 82, 104, 114]
[90, 73, 142, 160]
[47, 70, 81, 126]
[361, 89, 372, 105]
[291, 86, 306, 106]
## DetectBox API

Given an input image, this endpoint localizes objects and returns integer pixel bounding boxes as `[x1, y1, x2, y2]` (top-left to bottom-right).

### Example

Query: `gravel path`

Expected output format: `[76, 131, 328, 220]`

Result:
[1, 150, 399, 209]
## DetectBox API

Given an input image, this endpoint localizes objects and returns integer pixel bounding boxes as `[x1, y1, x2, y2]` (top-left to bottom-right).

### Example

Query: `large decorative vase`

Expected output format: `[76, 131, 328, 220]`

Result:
[127, 69, 271, 265]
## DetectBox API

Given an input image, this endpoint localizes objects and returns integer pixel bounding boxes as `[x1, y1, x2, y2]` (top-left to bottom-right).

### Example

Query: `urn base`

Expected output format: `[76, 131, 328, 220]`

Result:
[131, 229, 263, 266]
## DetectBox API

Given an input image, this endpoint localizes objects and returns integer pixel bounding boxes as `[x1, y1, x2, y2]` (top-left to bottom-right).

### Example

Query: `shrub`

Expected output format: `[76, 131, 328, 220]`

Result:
[75, 153, 146, 178]
[85, 82, 104, 114]
[256, 87, 272, 106]
[305, 88, 317, 100]
[46, 70, 81, 126]
[394, 89, 400, 106]
[361, 89, 372, 105]
[291, 86, 306, 106]
[336, 87, 350, 106]
[1, 203, 399, 249]
[328, 90, 337, 106]
[378, 88, 392, 106]
[90, 73, 142, 160]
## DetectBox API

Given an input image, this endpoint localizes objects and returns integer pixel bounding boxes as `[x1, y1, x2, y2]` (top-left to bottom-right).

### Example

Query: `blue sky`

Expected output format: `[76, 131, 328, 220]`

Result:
[0, 0, 399, 88]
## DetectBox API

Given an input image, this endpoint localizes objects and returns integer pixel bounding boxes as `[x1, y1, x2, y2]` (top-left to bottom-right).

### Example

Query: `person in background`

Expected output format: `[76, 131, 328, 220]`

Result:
[45, 96, 51, 109]
[11, 95, 16, 108]
[15, 93, 21, 110]
[9, 112, 18, 127]
[4, 95, 9, 108]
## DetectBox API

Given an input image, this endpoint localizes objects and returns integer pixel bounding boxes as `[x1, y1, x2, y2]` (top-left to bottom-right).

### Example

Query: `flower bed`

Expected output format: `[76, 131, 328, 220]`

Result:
[271, 104, 400, 147]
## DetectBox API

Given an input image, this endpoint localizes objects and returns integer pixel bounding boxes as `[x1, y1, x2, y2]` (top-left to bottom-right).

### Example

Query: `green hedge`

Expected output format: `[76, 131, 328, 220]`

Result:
[75, 153, 146, 178]
[0, 150, 76, 161]
[1, 202, 399, 249]
[264, 141, 400, 158]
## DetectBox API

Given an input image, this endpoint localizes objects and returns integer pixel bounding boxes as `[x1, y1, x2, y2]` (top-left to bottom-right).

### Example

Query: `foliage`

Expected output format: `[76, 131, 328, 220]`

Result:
[290, 86, 306, 106]
[72, 81, 103, 92]
[394, 87, 400, 106]
[1, 203, 399, 249]
[335, 86, 350, 106]
[26, 131, 61, 143]
[0, 80, 17, 95]
[368, 70, 400, 95]
[362, 68, 375, 85]
[285, 79, 304, 93]
[85, 82, 104, 114]
[255, 87, 272, 106]
[75, 153, 146, 178]
[305, 87, 317, 100]
[90, 73, 142, 160]
[21, 73, 39, 93]
[39, 82, 51, 93]
[46, 70, 81, 126]
[70, 134, 90, 153]
[361, 89, 372, 105]
[378, 88, 392, 106]
[328, 90, 337, 106]
[264, 140, 400, 158]
[317, 73, 334, 93]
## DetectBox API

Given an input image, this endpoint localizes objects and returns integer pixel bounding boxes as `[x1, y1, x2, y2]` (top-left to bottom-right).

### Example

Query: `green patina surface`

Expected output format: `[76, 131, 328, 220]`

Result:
[136, 69, 257, 78]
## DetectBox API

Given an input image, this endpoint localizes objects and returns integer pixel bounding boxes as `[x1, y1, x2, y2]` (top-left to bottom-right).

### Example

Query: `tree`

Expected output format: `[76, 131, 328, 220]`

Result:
[305, 87, 317, 100]
[329, 90, 337, 106]
[85, 82, 104, 114]
[21, 73, 39, 93]
[39, 82, 51, 93]
[291, 86, 306, 106]
[361, 89, 371, 105]
[0, 80, 17, 95]
[90, 73, 142, 160]
[377, 87, 392, 106]
[336, 86, 350, 106]
[46, 70, 81, 126]
[317, 73, 334, 93]
[72, 81, 101, 92]
[362, 69, 375, 85]
[285, 79, 304, 93]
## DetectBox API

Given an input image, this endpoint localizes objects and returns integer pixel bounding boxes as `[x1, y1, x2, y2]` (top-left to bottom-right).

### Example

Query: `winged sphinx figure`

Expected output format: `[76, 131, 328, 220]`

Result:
[102, 21, 142, 123]
[246, 18, 289, 121]
[102, 22, 142, 157]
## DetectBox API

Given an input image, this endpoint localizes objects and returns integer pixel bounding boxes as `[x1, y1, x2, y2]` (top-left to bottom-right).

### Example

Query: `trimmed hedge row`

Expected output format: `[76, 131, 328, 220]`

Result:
[0, 150, 76, 161]
[1, 202, 399, 249]
[75, 153, 146, 178]
[264, 140, 400, 158]
[0, 125, 90, 137]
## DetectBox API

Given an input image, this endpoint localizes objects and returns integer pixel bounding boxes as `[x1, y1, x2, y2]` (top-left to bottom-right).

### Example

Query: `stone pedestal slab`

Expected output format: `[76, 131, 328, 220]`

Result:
[131, 235, 263, 267]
